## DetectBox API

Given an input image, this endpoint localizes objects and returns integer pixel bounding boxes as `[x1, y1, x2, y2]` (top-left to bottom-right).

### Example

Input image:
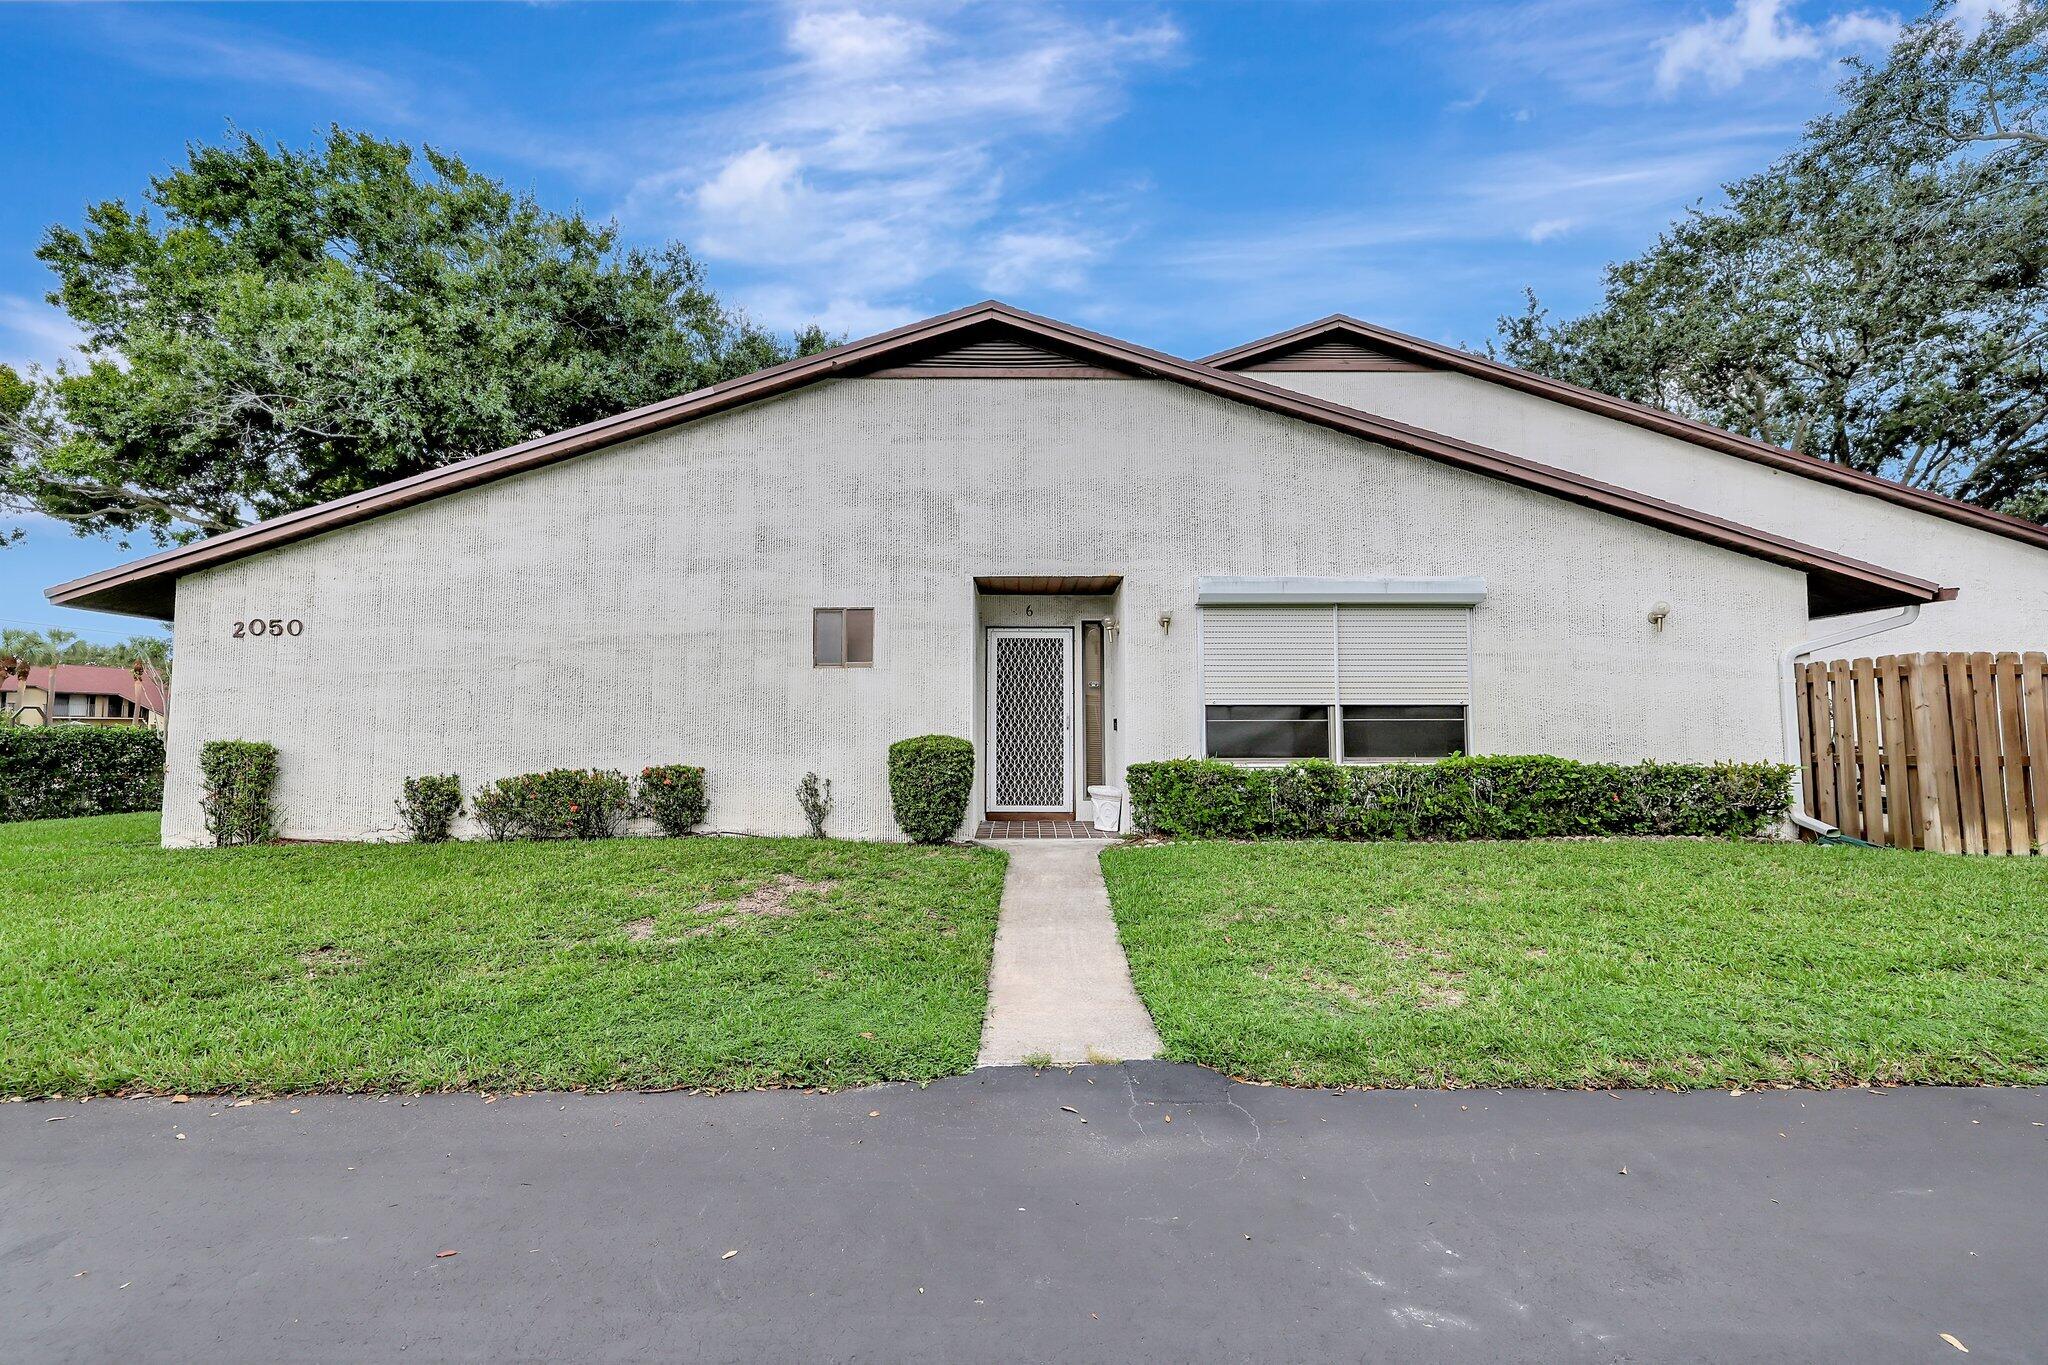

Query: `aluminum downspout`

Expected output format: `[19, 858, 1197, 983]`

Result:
[1779, 604, 1920, 839]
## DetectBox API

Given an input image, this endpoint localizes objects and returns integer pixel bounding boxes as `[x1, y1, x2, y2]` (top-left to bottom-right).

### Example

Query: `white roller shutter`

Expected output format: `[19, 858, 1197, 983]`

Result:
[1199, 606, 1336, 704]
[1200, 604, 1473, 707]
[1337, 606, 1471, 705]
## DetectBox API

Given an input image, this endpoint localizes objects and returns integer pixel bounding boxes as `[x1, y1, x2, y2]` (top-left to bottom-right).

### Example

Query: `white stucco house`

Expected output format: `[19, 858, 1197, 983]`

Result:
[47, 302, 2048, 845]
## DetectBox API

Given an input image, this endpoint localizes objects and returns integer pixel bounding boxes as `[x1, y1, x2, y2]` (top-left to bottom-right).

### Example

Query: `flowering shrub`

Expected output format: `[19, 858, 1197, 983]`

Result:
[471, 782, 521, 842]
[636, 764, 708, 836]
[469, 768, 631, 841]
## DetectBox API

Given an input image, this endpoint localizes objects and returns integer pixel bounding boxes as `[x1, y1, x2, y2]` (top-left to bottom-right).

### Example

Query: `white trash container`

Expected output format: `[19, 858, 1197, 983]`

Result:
[1087, 785, 1124, 834]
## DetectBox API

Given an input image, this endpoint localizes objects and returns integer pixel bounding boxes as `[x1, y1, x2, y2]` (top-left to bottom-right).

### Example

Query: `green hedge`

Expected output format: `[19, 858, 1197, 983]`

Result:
[1125, 756, 1793, 841]
[0, 726, 165, 823]
[888, 735, 975, 844]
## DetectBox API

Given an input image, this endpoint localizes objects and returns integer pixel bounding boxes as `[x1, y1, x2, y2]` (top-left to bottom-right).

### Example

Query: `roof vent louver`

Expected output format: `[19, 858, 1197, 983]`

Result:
[1239, 336, 1433, 372]
[919, 338, 1089, 368]
[868, 334, 1118, 376]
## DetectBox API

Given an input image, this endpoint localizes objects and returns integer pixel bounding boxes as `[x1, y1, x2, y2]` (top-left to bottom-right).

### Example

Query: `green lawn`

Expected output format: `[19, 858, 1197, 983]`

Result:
[2, 813, 1005, 1096]
[1102, 838, 2048, 1090]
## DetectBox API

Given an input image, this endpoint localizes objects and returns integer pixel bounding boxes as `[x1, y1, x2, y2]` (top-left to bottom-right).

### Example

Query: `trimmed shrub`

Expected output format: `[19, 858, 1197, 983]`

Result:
[470, 768, 631, 841]
[796, 772, 832, 838]
[0, 726, 165, 823]
[887, 735, 975, 844]
[199, 740, 280, 847]
[1125, 755, 1794, 842]
[471, 783, 521, 842]
[396, 774, 464, 843]
[637, 764, 709, 836]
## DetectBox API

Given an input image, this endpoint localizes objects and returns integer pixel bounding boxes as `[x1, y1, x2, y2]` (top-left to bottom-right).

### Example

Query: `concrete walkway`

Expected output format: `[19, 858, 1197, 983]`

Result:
[976, 841, 1162, 1066]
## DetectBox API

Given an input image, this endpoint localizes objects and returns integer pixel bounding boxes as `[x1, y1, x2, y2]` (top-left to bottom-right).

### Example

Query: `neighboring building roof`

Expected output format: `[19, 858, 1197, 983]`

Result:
[2, 663, 167, 712]
[46, 301, 1951, 621]
[1204, 315, 2048, 555]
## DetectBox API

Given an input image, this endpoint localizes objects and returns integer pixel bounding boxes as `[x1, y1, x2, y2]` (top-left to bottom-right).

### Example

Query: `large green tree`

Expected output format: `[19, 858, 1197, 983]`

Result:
[1497, 0, 2047, 519]
[4, 127, 830, 546]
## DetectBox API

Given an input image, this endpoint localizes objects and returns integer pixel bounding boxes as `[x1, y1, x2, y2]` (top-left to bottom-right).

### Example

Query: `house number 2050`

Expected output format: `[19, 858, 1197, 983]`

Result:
[232, 618, 304, 638]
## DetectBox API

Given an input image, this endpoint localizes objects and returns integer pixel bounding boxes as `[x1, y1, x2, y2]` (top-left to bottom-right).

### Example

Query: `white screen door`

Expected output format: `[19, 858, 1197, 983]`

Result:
[986, 627, 1076, 813]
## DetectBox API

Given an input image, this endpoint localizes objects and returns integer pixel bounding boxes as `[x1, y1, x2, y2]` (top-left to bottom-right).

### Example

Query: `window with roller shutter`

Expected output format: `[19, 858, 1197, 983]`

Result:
[1199, 599, 1472, 761]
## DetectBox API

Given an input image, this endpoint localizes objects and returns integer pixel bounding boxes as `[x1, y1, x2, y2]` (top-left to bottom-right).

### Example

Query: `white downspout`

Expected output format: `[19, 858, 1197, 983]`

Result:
[1779, 604, 1920, 839]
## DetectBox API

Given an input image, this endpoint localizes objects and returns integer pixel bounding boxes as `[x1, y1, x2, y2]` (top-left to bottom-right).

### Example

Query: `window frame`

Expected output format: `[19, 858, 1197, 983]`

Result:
[1338, 702, 1469, 762]
[812, 606, 875, 668]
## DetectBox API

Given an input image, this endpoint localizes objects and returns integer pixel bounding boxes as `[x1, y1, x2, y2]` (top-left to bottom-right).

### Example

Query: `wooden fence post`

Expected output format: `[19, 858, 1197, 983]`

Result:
[1879, 656, 1911, 848]
[1805, 661, 1837, 831]
[2024, 652, 2048, 854]
[1830, 659, 1859, 839]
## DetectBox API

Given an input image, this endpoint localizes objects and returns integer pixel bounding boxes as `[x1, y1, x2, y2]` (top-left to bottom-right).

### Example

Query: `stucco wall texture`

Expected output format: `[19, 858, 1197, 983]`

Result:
[162, 377, 1809, 844]
[1266, 370, 2048, 654]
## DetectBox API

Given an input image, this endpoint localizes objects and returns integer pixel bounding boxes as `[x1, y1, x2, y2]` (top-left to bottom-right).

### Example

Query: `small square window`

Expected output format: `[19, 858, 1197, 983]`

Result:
[813, 608, 874, 667]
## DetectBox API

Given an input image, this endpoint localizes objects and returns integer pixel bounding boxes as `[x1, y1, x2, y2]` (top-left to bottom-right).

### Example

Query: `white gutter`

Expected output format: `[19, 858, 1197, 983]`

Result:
[1778, 605, 1920, 839]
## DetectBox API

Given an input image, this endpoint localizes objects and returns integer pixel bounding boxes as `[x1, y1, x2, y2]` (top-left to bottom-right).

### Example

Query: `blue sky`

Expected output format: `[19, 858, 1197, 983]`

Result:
[2, 0, 1946, 647]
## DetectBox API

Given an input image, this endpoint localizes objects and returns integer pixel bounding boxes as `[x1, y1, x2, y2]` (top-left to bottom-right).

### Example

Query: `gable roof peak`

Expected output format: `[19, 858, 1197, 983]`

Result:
[47, 301, 1948, 621]
[1202, 314, 2048, 554]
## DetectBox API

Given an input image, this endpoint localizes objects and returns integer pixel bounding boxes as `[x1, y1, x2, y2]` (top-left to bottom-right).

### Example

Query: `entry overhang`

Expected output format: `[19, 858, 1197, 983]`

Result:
[1195, 575, 1488, 606]
[974, 575, 1124, 595]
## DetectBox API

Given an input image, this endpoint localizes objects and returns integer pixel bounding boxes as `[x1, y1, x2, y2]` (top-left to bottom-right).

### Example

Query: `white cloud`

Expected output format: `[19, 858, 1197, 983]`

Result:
[786, 8, 934, 72]
[729, 285, 920, 340]
[0, 296, 89, 375]
[89, 9, 412, 113]
[1949, 0, 2024, 32]
[1655, 0, 1897, 93]
[636, 3, 1182, 333]
[979, 228, 1103, 294]
[696, 144, 808, 224]
[1146, 109, 1810, 342]
[1420, 0, 1680, 104]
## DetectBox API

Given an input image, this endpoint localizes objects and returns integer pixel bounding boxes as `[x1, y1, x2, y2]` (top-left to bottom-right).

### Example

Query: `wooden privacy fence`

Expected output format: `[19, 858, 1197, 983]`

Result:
[1797, 651, 2048, 855]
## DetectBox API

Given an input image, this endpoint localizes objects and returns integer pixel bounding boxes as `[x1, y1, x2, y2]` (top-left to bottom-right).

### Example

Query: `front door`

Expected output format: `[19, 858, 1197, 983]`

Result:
[986, 627, 1076, 814]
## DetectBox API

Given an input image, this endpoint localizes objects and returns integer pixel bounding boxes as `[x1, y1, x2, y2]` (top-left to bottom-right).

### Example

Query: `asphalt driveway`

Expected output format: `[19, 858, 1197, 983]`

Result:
[5, 1064, 2044, 1363]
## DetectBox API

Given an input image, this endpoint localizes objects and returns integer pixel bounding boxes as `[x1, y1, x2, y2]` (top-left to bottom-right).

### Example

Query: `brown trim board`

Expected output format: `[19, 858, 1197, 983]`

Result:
[1206, 315, 2048, 555]
[48, 301, 1950, 620]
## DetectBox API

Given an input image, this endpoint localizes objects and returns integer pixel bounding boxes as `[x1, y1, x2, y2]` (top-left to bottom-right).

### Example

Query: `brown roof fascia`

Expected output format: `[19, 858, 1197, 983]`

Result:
[1205, 315, 2048, 554]
[49, 301, 1948, 620]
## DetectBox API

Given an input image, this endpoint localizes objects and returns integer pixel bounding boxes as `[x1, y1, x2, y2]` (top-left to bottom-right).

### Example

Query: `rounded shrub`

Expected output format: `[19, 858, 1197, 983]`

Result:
[396, 774, 464, 843]
[637, 764, 709, 836]
[887, 735, 975, 844]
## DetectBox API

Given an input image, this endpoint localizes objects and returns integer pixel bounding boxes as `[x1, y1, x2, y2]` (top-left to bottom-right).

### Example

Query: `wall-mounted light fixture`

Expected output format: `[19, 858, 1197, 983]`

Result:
[1158, 611, 1172, 635]
[1102, 617, 1119, 640]
[1647, 601, 1671, 631]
